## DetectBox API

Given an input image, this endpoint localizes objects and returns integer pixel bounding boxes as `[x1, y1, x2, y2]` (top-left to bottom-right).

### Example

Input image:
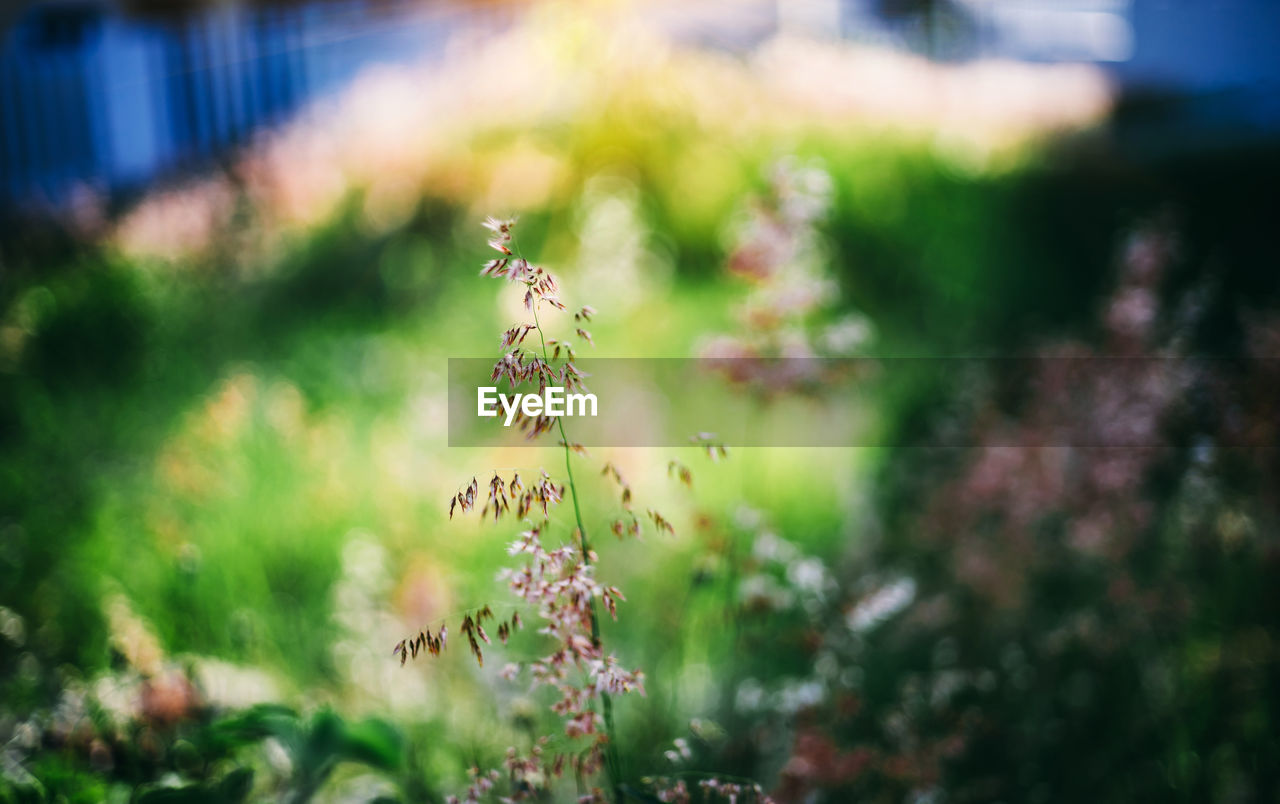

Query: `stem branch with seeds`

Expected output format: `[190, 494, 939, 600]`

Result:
[403, 217, 653, 804]
[532, 298, 624, 802]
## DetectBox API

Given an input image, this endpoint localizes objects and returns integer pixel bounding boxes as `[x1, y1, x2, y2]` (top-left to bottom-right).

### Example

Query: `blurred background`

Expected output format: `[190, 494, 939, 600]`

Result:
[1, 1, 1279, 802]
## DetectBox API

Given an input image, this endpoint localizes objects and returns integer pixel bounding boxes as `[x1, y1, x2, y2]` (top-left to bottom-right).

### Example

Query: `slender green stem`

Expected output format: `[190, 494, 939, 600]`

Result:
[530, 292, 624, 802]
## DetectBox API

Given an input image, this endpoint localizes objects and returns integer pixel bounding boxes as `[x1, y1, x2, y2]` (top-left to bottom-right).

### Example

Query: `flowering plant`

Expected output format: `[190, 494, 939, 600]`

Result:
[393, 217, 699, 803]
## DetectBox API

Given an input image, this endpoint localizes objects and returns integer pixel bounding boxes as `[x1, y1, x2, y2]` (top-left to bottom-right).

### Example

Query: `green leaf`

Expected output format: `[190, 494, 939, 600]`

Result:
[336, 718, 403, 771]
[207, 704, 301, 752]
[217, 769, 255, 803]
[136, 768, 255, 804]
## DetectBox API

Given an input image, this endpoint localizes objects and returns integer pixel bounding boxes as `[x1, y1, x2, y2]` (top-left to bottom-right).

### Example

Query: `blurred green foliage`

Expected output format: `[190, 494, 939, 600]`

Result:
[1, 54, 1279, 801]
[0, 703, 400, 804]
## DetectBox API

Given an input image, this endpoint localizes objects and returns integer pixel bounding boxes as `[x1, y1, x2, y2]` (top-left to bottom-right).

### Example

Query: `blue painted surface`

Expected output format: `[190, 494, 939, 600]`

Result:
[0, 1, 480, 205]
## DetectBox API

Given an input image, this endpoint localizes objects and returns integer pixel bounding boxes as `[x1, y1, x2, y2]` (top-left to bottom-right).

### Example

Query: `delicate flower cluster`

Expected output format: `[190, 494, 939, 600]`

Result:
[447, 766, 501, 804]
[644, 776, 776, 803]
[391, 624, 446, 665]
[480, 226, 596, 440]
[723, 158, 830, 284]
[448, 471, 565, 522]
[916, 218, 1189, 603]
[762, 218, 1280, 803]
[490, 349, 590, 391]
[401, 218, 683, 802]
[401, 217, 759, 803]
[701, 158, 872, 395]
[501, 524, 644, 750]
[392, 605, 527, 669]
[481, 217, 569, 314]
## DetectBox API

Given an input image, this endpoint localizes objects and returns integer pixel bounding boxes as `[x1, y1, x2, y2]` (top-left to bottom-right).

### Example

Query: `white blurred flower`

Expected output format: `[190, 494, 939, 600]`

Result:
[776, 678, 825, 714]
[786, 557, 830, 595]
[821, 314, 874, 355]
[846, 577, 917, 633]
[734, 678, 766, 713]
[752, 531, 797, 563]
